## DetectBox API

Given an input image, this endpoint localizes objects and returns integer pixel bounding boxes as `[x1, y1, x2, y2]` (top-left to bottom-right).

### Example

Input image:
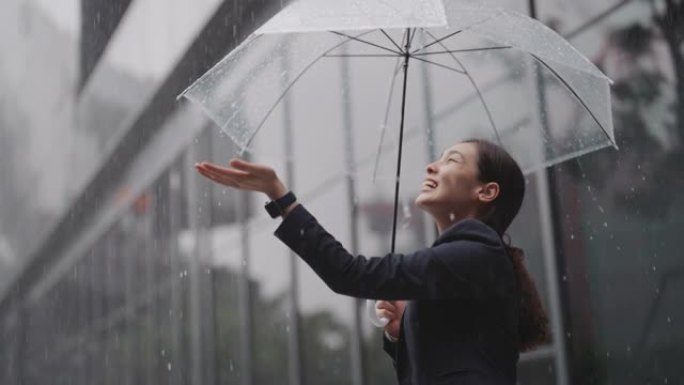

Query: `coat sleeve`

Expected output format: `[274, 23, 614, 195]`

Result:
[274, 205, 513, 300]
[382, 333, 398, 368]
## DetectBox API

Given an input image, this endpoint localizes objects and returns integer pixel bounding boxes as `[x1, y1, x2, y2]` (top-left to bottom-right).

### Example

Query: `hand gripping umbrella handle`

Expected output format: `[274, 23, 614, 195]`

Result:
[366, 299, 389, 327]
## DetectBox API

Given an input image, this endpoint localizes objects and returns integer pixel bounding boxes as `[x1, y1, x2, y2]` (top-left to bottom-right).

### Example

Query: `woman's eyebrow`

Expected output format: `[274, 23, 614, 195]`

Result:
[441, 149, 464, 159]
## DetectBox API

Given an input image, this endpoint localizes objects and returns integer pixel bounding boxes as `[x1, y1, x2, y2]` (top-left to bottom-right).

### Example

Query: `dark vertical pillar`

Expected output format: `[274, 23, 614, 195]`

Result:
[80, 0, 133, 88]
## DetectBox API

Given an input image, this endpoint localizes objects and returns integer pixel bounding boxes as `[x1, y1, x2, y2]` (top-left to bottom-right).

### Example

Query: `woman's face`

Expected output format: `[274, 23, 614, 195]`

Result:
[415, 142, 484, 220]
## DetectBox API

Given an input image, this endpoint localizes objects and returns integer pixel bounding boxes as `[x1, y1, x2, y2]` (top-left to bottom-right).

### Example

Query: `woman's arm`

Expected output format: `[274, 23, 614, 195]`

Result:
[195, 159, 513, 300]
[275, 204, 511, 300]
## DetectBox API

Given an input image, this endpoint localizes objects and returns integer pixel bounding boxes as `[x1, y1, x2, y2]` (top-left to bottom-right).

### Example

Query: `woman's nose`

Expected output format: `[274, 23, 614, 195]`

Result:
[426, 161, 437, 174]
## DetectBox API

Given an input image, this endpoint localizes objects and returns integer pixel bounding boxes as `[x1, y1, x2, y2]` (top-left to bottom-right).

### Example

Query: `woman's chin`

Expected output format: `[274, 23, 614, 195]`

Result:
[415, 194, 434, 210]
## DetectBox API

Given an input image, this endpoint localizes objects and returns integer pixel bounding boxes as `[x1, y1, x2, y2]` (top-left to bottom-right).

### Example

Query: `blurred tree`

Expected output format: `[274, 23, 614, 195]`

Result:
[564, 0, 684, 218]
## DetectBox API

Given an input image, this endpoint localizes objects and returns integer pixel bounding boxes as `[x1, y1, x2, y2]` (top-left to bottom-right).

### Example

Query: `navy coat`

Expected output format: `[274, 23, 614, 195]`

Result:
[275, 204, 520, 385]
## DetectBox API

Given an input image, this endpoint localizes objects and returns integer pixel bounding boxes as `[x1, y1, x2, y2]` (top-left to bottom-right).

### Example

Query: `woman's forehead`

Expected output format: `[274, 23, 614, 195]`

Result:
[441, 142, 477, 158]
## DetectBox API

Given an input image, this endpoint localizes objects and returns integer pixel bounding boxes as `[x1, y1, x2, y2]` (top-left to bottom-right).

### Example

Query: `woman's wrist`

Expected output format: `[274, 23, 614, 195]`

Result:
[266, 180, 288, 200]
[384, 330, 399, 342]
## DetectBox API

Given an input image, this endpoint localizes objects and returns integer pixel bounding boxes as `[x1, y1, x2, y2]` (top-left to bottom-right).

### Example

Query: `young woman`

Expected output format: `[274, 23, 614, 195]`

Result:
[195, 139, 549, 385]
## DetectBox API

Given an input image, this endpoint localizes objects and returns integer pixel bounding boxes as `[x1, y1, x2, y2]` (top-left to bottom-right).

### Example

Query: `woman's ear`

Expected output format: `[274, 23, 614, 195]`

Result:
[478, 182, 500, 204]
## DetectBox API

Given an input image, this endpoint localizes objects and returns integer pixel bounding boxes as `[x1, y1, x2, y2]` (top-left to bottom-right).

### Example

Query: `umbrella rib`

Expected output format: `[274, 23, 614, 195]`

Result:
[413, 46, 512, 56]
[324, 53, 401, 58]
[410, 29, 463, 55]
[422, 30, 504, 147]
[379, 29, 404, 53]
[531, 54, 615, 146]
[409, 56, 465, 74]
[242, 31, 377, 150]
[372, 56, 405, 182]
[408, 28, 418, 49]
[330, 31, 402, 55]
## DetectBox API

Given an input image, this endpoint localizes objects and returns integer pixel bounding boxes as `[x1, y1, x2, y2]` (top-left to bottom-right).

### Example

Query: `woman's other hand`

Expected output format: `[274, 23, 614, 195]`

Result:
[195, 159, 287, 200]
[376, 300, 407, 339]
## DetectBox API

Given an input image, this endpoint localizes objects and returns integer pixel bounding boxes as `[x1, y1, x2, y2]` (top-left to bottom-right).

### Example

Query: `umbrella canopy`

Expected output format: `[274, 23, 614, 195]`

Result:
[179, 0, 616, 253]
[180, 0, 615, 172]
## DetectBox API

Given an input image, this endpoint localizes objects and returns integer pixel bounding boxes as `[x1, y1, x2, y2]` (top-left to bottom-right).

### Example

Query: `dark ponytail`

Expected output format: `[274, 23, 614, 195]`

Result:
[464, 139, 550, 352]
[505, 245, 551, 351]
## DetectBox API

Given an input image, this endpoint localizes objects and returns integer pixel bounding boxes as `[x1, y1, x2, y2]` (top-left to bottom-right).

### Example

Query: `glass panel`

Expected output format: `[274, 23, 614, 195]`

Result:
[548, 2, 684, 384]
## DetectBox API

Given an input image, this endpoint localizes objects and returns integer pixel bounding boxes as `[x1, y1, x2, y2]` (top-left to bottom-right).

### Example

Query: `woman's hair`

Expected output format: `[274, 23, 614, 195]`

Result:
[463, 139, 551, 352]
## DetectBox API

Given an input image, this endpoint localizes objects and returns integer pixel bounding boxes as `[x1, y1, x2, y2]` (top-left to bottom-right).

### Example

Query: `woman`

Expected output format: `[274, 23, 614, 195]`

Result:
[195, 139, 549, 385]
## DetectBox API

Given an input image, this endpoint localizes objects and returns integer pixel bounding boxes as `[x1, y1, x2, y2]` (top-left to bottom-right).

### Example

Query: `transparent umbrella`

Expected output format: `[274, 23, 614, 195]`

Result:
[179, 0, 616, 325]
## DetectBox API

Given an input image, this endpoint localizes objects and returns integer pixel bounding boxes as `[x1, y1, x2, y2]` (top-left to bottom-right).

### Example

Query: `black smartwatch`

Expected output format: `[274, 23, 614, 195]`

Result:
[265, 191, 297, 218]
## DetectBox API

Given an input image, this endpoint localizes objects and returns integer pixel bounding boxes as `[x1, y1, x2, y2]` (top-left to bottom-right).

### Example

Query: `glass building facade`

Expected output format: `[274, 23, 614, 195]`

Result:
[0, 1, 682, 384]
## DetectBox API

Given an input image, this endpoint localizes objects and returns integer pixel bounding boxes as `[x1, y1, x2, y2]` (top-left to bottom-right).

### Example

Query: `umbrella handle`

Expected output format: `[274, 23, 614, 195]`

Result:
[366, 299, 389, 327]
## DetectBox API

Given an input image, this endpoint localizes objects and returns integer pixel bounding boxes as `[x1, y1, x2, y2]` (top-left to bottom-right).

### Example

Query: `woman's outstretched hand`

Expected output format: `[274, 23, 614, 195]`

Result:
[195, 159, 287, 200]
[376, 300, 407, 339]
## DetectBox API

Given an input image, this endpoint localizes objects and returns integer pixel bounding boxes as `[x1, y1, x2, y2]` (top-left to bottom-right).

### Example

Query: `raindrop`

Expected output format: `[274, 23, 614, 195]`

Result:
[161, 349, 166, 357]
[167, 363, 172, 371]
[606, 351, 610, 357]
[229, 360, 235, 372]
[652, 265, 657, 272]
[570, 234, 575, 240]
[299, 229, 305, 236]
[667, 316, 672, 323]
[562, 275, 567, 281]
[449, 213, 456, 222]
[589, 235, 594, 241]
[603, 222, 608, 228]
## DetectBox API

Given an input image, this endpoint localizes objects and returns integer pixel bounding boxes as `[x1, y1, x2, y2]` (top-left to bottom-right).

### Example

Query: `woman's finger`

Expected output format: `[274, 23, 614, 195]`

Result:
[376, 301, 397, 313]
[196, 166, 241, 188]
[197, 164, 247, 183]
[200, 162, 250, 177]
[377, 309, 396, 320]
[228, 158, 255, 171]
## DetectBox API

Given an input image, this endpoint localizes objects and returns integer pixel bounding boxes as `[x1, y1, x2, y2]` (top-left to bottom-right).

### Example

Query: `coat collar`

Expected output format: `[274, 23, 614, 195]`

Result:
[432, 218, 502, 247]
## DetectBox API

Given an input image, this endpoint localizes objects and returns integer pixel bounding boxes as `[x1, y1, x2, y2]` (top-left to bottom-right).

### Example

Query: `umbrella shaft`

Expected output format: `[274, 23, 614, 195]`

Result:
[390, 30, 412, 254]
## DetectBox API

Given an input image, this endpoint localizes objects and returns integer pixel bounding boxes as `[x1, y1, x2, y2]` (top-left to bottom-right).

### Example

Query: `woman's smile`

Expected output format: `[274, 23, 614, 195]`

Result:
[421, 178, 438, 191]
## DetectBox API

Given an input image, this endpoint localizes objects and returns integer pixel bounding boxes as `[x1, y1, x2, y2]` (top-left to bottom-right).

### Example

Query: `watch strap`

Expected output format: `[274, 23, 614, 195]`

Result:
[265, 191, 296, 218]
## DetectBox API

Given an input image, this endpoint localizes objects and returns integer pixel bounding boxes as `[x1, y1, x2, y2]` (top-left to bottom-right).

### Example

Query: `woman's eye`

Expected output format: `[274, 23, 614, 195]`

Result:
[448, 158, 459, 163]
